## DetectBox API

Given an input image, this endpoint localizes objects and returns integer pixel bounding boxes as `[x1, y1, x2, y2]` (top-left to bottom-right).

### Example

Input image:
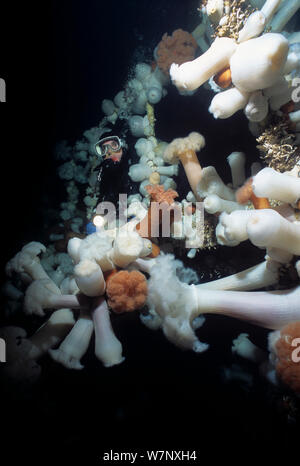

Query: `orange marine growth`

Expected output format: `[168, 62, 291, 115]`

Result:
[275, 322, 300, 394]
[236, 177, 271, 209]
[213, 67, 232, 89]
[148, 242, 161, 258]
[146, 184, 179, 204]
[106, 270, 148, 313]
[136, 184, 179, 238]
[156, 29, 197, 76]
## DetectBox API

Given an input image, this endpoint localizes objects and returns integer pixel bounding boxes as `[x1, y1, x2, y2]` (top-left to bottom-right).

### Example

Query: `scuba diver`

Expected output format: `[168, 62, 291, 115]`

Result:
[94, 134, 130, 205]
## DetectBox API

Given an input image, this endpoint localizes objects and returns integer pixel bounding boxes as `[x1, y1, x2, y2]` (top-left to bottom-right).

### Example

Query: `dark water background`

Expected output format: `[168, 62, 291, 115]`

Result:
[0, 1, 299, 463]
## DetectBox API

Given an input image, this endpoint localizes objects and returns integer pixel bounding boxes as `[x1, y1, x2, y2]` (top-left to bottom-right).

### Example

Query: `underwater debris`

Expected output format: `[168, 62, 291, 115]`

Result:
[214, 0, 256, 40]
[256, 117, 300, 171]
[202, 214, 218, 249]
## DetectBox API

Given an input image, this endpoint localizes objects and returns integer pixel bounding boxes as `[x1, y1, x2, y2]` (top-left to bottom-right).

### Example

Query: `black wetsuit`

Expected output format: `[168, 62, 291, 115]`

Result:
[97, 152, 130, 207]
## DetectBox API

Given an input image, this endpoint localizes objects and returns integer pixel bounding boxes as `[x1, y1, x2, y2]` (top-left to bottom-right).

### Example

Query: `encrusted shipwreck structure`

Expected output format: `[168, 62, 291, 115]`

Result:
[1, 0, 300, 398]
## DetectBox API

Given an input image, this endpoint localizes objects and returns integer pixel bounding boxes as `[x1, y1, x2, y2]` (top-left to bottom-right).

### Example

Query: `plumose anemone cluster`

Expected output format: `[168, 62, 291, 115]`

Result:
[2, 0, 300, 398]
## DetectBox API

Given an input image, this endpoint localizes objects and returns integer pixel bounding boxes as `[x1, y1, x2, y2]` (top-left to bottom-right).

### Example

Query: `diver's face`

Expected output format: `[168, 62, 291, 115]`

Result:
[103, 139, 123, 162]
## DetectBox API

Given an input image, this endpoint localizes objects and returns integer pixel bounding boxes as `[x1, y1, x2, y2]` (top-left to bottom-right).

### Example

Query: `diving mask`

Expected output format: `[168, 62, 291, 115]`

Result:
[95, 136, 123, 159]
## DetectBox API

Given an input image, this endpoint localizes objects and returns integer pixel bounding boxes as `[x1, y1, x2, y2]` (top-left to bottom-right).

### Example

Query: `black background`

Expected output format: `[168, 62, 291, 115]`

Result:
[0, 1, 299, 464]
